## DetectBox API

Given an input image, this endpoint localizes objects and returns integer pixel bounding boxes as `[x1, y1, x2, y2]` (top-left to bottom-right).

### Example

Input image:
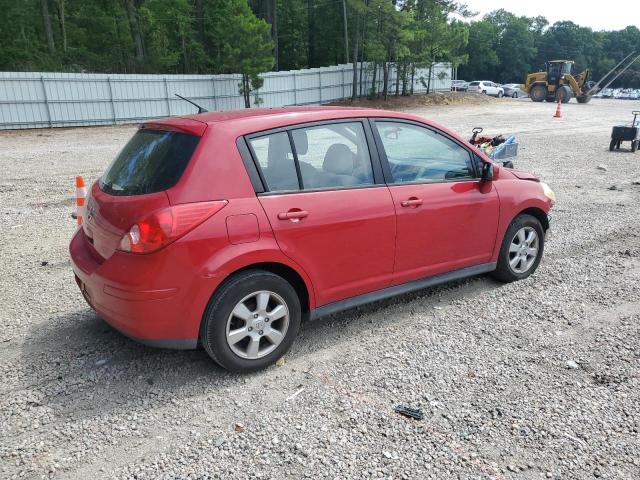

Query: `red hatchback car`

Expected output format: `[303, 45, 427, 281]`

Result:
[70, 107, 554, 371]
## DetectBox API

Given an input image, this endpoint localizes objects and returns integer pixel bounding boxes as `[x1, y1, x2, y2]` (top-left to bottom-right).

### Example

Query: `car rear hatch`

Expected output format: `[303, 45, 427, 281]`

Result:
[83, 123, 204, 260]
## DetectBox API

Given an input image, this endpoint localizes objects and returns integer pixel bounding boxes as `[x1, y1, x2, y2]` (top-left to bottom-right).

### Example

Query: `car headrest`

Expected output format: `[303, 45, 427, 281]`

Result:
[291, 129, 308, 155]
[323, 144, 354, 175]
[267, 134, 291, 169]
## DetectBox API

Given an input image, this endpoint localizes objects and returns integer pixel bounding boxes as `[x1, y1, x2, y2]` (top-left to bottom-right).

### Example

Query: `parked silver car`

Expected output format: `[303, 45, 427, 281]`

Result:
[468, 81, 504, 97]
[451, 80, 468, 92]
[501, 83, 527, 98]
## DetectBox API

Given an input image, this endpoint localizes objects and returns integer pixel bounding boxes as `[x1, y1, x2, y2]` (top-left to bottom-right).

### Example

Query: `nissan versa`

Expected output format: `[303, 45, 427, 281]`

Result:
[69, 107, 554, 372]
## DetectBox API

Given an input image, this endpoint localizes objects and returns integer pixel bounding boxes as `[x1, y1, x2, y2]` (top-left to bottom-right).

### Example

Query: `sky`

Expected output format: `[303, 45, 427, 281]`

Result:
[459, 0, 640, 31]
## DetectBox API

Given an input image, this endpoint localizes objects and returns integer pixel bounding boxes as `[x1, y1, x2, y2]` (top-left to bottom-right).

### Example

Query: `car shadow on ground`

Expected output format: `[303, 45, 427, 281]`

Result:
[17, 274, 502, 420]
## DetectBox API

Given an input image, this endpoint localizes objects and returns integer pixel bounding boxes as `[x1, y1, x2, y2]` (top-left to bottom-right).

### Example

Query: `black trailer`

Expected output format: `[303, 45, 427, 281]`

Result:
[610, 111, 639, 152]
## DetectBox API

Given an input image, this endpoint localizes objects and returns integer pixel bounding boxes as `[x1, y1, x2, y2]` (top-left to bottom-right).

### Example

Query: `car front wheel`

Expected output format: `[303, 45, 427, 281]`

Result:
[491, 214, 545, 282]
[200, 270, 302, 372]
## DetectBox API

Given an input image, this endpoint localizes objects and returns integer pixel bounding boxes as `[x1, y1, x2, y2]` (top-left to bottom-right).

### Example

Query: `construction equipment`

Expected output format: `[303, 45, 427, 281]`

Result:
[522, 53, 640, 104]
[609, 111, 639, 152]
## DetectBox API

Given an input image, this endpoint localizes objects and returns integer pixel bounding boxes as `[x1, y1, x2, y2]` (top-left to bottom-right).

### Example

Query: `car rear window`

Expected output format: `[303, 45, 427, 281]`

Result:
[469, 81, 480, 86]
[100, 129, 199, 195]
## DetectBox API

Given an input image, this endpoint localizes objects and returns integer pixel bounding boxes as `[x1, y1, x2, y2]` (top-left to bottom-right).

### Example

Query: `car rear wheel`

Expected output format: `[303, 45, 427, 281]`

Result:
[200, 270, 301, 372]
[512, 92, 519, 98]
[491, 214, 545, 283]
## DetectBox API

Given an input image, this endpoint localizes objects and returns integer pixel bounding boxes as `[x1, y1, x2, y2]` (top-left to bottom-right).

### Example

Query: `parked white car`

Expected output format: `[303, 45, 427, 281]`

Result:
[468, 81, 504, 97]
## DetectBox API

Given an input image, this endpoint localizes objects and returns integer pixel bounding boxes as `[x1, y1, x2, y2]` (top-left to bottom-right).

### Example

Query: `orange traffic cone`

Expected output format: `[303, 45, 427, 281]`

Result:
[553, 99, 562, 118]
[75, 176, 86, 225]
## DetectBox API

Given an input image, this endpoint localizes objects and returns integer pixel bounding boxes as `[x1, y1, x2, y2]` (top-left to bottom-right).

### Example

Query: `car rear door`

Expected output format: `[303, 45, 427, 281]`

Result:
[246, 120, 396, 307]
[371, 119, 500, 286]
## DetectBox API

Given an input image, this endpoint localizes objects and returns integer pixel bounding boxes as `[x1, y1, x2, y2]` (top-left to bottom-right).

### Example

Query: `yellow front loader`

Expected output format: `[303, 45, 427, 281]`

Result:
[522, 53, 640, 104]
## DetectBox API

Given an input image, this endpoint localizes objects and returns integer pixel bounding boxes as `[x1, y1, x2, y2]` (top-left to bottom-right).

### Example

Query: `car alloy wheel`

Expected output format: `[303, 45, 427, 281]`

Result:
[225, 290, 290, 359]
[508, 226, 539, 274]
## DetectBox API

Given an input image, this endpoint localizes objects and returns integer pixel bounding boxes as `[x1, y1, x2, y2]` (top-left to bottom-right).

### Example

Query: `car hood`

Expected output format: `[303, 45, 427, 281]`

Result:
[509, 169, 540, 182]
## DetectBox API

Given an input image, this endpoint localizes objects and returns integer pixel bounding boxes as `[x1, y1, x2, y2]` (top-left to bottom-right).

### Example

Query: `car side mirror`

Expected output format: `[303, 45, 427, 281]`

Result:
[481, 162, 494, 181]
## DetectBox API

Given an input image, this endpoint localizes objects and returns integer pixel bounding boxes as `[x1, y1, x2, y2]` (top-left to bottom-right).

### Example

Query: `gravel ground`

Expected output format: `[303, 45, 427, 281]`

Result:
[1, 99, 639, 480]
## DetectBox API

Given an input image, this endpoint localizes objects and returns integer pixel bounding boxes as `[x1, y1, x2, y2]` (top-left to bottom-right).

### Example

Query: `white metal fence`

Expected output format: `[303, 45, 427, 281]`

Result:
[0, 62, 452, 130]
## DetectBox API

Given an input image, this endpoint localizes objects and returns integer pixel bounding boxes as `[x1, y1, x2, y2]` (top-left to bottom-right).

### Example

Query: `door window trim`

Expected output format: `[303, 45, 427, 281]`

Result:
[239, 118, 386, 196]
[368, 118, 482, 185]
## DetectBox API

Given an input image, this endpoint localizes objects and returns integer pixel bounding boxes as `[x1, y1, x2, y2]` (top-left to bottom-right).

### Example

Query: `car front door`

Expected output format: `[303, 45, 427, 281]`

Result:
[371, 119, 500, 286]
[248, 121, 396, 306]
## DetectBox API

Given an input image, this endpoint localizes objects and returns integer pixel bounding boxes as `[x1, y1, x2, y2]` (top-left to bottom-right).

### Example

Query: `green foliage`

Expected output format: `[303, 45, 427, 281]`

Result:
[459, 11, 640, 88]
[0, 0, 638, 95]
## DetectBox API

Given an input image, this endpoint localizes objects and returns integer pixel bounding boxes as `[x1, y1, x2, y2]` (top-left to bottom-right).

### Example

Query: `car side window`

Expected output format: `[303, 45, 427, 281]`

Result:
[291, 122, 374, 190]
[248, 132, 300, 192]
[375, 121, 475, 184]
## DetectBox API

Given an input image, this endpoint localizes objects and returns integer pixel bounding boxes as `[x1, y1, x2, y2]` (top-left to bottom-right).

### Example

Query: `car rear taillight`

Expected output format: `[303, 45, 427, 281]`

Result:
[118, 200, 228, 254]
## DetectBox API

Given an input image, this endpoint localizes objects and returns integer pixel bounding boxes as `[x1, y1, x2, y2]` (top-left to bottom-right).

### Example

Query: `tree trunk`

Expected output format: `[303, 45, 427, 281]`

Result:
[395, 63, 400, 96]
[383, 60, 389, 100]
[41, 0, 55, 54]
[307, 0, 315, 67]
[427, 58, 434, 94]
[243, 74, 251, 108]
[358, 5, 368, 98]
[195, 0, 204, 45]
[410, 65, 415, 95]
[401, 63, 408, 96]
[272, 0, 279, 70]
[342, 0, 349, 64]
[124, 0, 144, 64]
[370, 62, 377, 98]
[56, 0, 66, 53]
[351, 14, 359, 101]
[181, 34, 188, 74]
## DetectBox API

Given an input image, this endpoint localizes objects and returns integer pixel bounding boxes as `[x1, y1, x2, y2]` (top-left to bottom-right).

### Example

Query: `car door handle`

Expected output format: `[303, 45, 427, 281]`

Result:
[277, 210, 309, 221]
[401, 198, 423, 208]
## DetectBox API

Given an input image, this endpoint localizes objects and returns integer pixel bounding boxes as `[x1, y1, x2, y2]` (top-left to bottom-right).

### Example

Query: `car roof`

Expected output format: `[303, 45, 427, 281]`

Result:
[144, 106, 433, 137]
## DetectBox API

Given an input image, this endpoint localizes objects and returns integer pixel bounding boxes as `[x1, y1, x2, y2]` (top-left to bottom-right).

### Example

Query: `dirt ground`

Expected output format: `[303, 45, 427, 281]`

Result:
[1, 98, 640, 479]
[331, 90, 499, 109]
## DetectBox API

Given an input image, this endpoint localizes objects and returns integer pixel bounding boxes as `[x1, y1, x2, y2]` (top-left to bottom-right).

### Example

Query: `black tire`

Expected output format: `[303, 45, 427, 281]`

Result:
[491, 214, 545, 283]
[576, 96, 592, 104]
[610, 139, 617, 151]
[497, 91, 504, 98]
[557, 85, 573, 103]
[200, 270, 302, 372]
[631, 140, 638, 153]
[530, 85, 547, 102]
[482, 90, 487, 95]
[545, 95, 556, 103]
[512, 92, 519, 98]
[616, 140, 621, 150]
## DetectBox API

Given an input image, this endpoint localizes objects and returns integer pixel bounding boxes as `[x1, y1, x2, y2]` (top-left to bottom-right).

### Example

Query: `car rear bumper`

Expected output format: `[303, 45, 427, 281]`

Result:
[69, 228, 205, 349]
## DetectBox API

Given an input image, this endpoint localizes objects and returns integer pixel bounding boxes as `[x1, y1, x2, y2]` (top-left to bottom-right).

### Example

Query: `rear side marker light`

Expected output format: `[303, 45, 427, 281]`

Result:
[118, 200, 228, 254]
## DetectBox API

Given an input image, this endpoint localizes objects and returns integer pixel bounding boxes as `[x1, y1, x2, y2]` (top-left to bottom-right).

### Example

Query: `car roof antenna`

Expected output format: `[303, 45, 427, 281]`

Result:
[174, 93, 208, 114]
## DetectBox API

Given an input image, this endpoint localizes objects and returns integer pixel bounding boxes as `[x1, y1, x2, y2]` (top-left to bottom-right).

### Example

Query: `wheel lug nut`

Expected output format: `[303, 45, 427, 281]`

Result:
[265, 318, 269, 322]
[248, 327, 253, 332]
[254, 314, 259, 319]
[259, 330, 263, 335]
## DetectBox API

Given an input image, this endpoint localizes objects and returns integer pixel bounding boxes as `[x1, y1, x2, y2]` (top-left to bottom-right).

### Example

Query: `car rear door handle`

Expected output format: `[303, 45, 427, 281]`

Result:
[401, 198, 423, 208]
[277, 210, 309, 221]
